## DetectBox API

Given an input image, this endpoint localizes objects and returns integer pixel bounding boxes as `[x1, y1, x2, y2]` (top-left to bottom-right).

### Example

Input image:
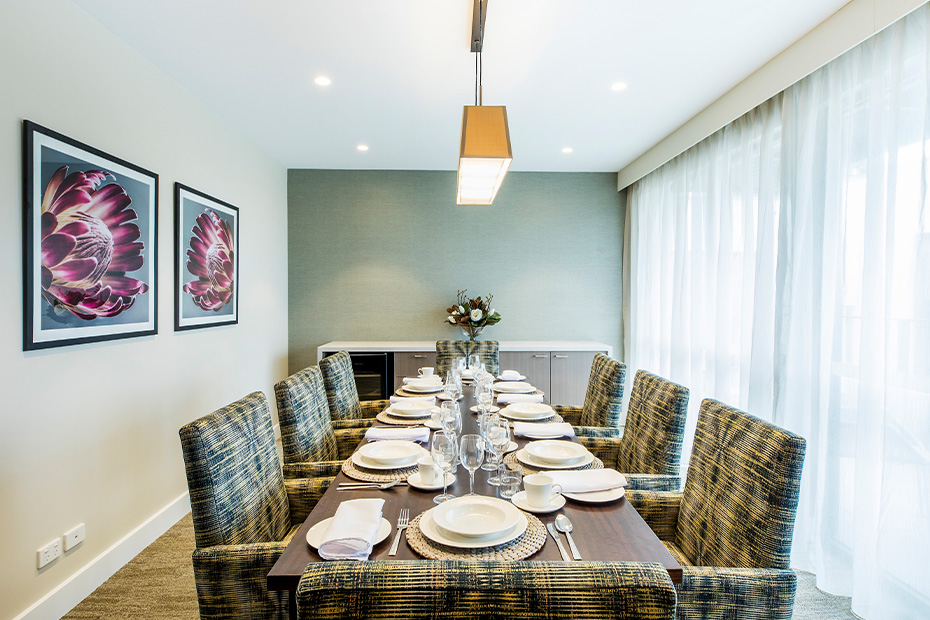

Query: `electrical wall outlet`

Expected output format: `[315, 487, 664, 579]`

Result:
[37, 539, 62, 569]
[63, 523, 85, 551]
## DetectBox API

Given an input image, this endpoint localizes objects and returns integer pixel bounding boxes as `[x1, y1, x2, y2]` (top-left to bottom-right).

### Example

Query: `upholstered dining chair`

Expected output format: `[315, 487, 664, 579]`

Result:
[552, 353, 627, 438]
[435, 340, 500, 377]
[318, 350, 390, 429]
[626, 398, 807, 620]
[274, 365, 368, 479]
[297, 560, 677, 620]
[579, 370, 689, 491]
[179, 391, 328, 620]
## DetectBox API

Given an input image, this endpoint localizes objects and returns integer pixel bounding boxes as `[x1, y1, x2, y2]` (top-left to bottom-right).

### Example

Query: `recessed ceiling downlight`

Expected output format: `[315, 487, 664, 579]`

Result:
[357, 144, 369, 152]
[314, 76, 332, 86]
[610, 81, 627, 92]
[561, 147, 574, 154]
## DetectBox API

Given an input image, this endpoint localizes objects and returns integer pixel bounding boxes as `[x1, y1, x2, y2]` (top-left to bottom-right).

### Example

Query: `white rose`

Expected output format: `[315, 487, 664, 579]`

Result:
[470, 308, 483, 322]
[447, 316, 456, 324]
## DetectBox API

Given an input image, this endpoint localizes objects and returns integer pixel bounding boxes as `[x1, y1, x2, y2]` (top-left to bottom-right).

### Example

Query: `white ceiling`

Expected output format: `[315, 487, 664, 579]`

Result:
[72, 0, 849, 172]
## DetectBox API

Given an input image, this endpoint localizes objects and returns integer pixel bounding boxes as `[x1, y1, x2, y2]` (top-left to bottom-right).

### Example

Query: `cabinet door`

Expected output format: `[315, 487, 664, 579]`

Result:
[549, 351, 598, 407]
[499, 351, 551, 400]
[393, 351, 437, 392]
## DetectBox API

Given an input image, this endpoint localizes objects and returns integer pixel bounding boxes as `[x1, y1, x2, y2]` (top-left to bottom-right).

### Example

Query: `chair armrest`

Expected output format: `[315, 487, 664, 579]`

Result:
[677, 567, 798, 620]
[578, 436, 622, 465]
[360, 399, 390, 417]
[333, 418, 377, 430]
[335, 428, 368, 459]
[573, 425, 622, 439]
[191, 541, 290, 620]
[624, 490, 682, 541]
[623, 474, 681, 492]
[284, 477, 333, 522]
[552, 405, 583, 425]
[283, 461, 343, 479]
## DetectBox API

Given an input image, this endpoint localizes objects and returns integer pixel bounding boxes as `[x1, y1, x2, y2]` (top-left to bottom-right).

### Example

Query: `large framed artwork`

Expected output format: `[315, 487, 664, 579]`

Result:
[174, 183, 238, 331]
[23, 121, 158, 351]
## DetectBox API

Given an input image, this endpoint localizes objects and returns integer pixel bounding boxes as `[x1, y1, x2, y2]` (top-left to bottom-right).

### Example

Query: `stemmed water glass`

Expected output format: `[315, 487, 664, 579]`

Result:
[431, 432, 457, 504]
[487, 417, 511, 486]
[478, 411, 500, 474]
[459, 434, 484, 496]
[444, 371, 462, 401]
[440, 401, 462, 437]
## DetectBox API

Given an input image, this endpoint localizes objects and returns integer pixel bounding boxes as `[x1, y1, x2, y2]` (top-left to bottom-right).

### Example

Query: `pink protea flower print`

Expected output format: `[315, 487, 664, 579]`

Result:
[40, 166, 148, 320]
[183, 209, 235, 311]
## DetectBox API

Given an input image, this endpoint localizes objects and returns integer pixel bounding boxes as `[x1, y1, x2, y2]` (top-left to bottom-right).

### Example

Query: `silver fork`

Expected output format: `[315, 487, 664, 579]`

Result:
[388, 508, 409, 556]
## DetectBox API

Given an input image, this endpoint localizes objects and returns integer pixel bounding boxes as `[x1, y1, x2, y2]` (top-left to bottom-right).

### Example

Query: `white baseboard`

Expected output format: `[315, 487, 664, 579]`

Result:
[13, 492, 191, 620]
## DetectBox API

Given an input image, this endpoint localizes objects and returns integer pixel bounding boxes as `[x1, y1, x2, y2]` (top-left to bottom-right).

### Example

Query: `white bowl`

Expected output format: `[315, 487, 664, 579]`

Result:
[493, 381, 535, 393]
[388, 399, 434, 416]
[505, 402, 555, 418]
[357, 440, 422, 466]
[524, 440, 589, 464]
[431, 496, 522, 538]
[404, 380, 444, 393]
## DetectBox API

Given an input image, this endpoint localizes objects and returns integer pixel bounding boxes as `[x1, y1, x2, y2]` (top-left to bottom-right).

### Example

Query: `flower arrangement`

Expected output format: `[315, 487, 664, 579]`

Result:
[445, 290, 501, 340]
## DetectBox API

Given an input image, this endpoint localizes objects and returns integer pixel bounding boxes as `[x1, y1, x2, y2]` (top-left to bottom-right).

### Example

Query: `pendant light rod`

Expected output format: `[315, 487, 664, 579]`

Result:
[470, 0, 488, 52]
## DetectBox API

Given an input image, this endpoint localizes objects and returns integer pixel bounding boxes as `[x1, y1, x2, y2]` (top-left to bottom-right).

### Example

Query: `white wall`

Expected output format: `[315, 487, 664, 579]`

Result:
[617, 0, 928, 189]
[0, 1, 289, 618]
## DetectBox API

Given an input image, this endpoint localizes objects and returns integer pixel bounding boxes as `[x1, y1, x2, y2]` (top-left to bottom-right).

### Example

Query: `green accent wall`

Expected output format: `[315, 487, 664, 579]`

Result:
[288, 170, 623, 372]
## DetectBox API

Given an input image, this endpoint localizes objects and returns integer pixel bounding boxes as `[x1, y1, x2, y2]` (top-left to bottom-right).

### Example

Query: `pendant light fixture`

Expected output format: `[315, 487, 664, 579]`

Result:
[456, 0, 512, 205]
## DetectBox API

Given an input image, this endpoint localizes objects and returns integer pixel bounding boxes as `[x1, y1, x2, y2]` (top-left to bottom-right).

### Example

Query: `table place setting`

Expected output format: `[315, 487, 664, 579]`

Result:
[498, 402, 556, 422]
[306, 498, 390, 561]
[512, 421, 575, 439]
[542, 469, 628, 503]
[507, 439, 603, 475]
[341, 439, 428, 482]
[377, 398, 438, 426]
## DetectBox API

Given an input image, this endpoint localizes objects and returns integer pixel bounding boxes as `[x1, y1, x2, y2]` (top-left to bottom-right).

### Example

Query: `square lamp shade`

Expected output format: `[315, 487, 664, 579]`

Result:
[457, 105, 512, 205]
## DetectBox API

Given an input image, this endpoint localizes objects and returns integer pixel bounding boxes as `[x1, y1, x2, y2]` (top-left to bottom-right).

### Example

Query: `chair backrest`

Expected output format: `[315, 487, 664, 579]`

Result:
[274, 366, 338, 464]
[179, 391, 291, 549]
[297, 560, 676, 620]
[615, 370, 689, 476]
[676, 399, 806, 569]
[435, 340, 500, 377]
[580, 353, 627, 427]
[318, 351, 363, 421]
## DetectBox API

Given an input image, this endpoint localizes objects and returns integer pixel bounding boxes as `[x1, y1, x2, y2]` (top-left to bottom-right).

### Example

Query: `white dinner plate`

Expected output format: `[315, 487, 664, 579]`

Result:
[514, 447, 594, 470]
[518, 428, 573, 440]
[418, 508, 528, 548]
[432, 496, 523, 538]
[386, 406, 432, 419]
[390, 399, 435, 415]
[524, 440, 589, 464]
[306, 516, 392, 549]
[499, 407, 554, 422]
[506, 402, 555, 417]
[358, 440, 423, 465]
[406, 471, 456, 491]
[510, 491, 566, 514]
[493, 381, 536, 394]
[351, 446, 427, 470]
[403, 382, 444, 394]
[563, 487, 626, 504]
[497, 373, 526, 381]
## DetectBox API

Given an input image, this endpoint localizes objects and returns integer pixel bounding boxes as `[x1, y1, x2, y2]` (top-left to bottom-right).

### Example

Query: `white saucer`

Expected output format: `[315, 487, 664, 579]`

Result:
[510, 491, 566, 514]
[503, 440, 519, 453]
[407, 471, 456, 491]
[306, 516, 392, 548]
[514, 447, 594, 470]
[563, 487, 626, 504]
[424, 418, 442, 430]
[470, 405, 501, 414]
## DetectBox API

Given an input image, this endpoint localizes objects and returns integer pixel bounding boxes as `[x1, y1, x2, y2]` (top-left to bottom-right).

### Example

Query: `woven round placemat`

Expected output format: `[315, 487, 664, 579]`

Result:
[504, 450, 603, 476]
[375, 411, 430, 426]
[396, 387, 445, 398]
[340, 457, 418, 482]
[406, 510, 546, 560]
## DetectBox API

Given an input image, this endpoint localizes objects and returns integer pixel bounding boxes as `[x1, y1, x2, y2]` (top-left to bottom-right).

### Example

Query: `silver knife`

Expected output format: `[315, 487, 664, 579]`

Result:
[546, 522, 571, 561]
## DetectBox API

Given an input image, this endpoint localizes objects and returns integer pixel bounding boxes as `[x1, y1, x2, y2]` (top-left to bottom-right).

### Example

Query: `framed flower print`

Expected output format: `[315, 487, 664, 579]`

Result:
[23, 121, 158, 350]
[174, 183, 238, 331]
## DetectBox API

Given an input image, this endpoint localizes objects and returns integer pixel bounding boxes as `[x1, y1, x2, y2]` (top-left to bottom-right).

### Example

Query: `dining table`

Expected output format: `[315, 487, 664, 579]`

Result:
[267, 373, 682, 620]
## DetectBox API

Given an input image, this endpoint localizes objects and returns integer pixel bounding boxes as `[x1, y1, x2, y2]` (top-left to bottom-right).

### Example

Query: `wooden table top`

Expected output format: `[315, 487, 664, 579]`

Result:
[268, 388, 682, 592]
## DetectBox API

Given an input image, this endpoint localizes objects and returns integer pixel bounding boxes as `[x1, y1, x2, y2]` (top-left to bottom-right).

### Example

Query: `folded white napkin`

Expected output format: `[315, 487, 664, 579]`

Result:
[318, 498, 385, 561]
[389, 395, 437, 405]
[496, 393, 544, 405]
[364, 426, 430, 443]
[542, 469, 628, 493]
[512, 422, 575, 438]
[499, 369, 522, 380]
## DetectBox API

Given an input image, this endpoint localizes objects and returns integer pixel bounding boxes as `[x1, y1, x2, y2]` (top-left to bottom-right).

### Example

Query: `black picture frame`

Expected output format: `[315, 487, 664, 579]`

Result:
[174, 183, 239, 331]
[23, 120, 158, 351]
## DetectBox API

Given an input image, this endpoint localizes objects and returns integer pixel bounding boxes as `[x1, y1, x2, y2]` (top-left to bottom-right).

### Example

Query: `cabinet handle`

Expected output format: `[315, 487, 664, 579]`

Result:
[533, 354, 548, 358]
[413, 354, 427, 358]
[553, 355, 568, 359]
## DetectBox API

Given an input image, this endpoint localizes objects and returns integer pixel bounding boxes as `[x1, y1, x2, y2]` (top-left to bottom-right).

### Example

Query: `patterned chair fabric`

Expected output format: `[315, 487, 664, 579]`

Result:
[580, 370, 689, 491]
[318, 350, 390, 429]
[625, 398, 807, 620]
[178, 391, 328, 620]
[435, 340, 500, 377]
[297, 560, 677, 620]
[552, 353, 626, 438]
[274, 366, 367, 479]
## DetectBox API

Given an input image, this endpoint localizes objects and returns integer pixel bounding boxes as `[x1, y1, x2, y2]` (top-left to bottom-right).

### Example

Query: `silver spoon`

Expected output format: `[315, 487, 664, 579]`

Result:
[336, 480, 405, 491]
[555, 514, 582, 560]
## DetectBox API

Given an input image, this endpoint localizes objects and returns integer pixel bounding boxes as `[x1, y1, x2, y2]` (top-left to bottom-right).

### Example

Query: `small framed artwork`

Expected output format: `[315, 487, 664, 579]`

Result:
[174, 183, 238, 331]
[23, 120, 158, 351]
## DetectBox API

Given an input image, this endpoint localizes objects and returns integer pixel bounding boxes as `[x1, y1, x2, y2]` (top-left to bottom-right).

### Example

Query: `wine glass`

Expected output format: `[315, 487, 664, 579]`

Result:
[459, 434, 484, 496]
[431, 433, 458, 504]
[440, 401, 462, 437]
[478, 412, 499, 473]
[444, 371, 462, 401]
[486, 417, 511, 485]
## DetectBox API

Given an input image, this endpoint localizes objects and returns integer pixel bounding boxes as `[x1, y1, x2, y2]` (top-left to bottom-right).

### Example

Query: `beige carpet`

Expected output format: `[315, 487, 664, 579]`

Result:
[64, 512, 856, 619]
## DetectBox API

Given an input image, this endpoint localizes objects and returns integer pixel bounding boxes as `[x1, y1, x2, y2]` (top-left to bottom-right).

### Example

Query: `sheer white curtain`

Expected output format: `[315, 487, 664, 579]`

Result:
[626, 7, 930, 619]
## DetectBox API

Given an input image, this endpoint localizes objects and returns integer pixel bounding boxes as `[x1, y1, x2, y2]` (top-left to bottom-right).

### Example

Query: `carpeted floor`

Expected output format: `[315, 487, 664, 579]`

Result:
[64, 512, 857, 619]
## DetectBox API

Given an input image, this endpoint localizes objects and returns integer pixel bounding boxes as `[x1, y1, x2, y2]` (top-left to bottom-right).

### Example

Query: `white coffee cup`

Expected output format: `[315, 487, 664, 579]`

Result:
[417, 455, 438, 484]
[523, 473, 563, 508]
[418, 366, 434, 378]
